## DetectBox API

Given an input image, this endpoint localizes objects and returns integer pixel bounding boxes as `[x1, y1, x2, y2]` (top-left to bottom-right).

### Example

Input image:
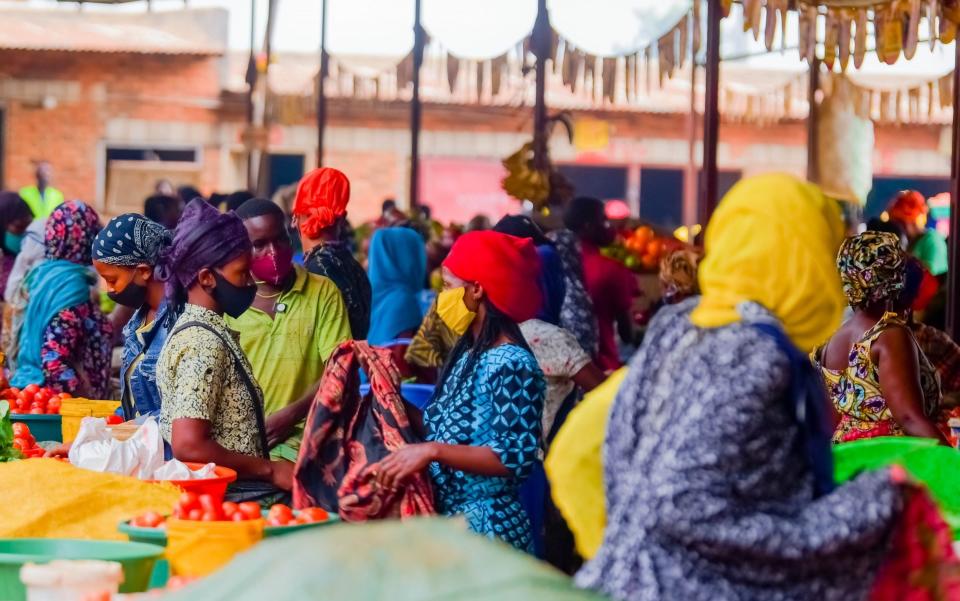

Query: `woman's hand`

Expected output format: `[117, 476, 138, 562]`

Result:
[43, 443, 71, 459]
[270, 460, 294, 491]
[373, 443, 438, 490]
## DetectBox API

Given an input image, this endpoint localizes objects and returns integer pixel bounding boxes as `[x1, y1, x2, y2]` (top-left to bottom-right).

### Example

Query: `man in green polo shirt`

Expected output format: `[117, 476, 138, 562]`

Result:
[887, 190, 949, 276]
[19, 161, 64, 218]
[228, 198, 352, 462]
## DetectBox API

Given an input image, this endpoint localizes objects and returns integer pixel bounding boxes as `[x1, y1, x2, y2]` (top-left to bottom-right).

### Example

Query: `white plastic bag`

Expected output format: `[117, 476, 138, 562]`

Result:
[68, 417, 215, 480]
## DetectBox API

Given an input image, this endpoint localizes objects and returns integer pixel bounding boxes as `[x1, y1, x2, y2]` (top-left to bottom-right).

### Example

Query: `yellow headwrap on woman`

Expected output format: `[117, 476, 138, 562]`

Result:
[690, 173, 846, 352]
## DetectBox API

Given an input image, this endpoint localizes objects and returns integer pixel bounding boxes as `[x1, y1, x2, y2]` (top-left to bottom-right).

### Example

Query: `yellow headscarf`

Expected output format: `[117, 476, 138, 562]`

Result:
[690, 173, 846, 352]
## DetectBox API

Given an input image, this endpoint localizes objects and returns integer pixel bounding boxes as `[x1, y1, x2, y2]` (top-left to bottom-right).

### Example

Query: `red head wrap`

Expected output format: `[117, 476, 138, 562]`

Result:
[443, 230, 542, 323]
[292, 167, 351, 239]
[888, 190, 928, 225]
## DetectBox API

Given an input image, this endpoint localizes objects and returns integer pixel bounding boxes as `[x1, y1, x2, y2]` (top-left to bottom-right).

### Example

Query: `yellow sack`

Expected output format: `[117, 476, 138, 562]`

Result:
[166, 518, 264, 577]
[0, 459, 179, 540]
[545, 368, 627, 559]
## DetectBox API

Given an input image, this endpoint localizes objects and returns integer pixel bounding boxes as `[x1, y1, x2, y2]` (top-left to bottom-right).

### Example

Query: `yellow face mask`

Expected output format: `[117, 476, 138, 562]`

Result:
[437, 286, 476, 335]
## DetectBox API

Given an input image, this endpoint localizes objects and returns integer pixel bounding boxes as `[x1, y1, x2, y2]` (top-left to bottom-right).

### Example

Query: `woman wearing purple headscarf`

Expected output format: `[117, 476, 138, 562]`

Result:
[156, 199, 293, 499]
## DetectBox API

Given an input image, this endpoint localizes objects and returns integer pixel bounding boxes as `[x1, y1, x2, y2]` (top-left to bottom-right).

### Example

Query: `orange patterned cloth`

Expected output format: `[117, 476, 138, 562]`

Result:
[292, 340, 435, 520]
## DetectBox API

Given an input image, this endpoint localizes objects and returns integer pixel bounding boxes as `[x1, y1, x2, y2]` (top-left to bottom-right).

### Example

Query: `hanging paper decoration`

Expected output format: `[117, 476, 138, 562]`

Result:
[816, 75, 875, 205]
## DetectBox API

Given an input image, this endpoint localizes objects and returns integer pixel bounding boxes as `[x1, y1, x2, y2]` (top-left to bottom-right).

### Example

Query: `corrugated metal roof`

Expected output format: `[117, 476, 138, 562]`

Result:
[0, 7, 227, 55]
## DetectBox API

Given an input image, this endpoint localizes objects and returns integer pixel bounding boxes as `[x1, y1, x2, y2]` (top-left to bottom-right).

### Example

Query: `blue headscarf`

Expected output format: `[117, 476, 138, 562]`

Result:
[93, 213, 171, 267]
[367, 227, 426, 346]
[12, 202, 100, 388]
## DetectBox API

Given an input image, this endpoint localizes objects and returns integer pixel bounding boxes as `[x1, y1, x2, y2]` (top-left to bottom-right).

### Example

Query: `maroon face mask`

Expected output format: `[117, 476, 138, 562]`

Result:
[250, 245, 294, 286]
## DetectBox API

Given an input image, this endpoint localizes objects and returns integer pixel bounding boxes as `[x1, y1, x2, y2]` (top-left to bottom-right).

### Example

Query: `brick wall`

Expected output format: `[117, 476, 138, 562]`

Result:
[0, 49, 222, 208]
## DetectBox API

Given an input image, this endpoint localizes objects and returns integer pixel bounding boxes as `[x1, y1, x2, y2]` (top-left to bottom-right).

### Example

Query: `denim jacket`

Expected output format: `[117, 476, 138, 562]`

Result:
[120, 302, 176, 420]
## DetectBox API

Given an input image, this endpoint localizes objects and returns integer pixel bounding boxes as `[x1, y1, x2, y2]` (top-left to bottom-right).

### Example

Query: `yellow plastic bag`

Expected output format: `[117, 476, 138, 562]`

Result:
[545, 368, 627, 559]
[165, 518, 264, 577]
[60, 399, 122, 443]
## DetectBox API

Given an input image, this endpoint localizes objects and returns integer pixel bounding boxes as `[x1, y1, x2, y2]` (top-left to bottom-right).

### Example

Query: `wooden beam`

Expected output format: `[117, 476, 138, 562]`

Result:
[409, 0, 424, 209]
[699, 0, 721, 225]
[948, 41, 960, 340]
[806, 57, 820, 183]
[316, 0, 328, 168]
[532, 0, 549, 171]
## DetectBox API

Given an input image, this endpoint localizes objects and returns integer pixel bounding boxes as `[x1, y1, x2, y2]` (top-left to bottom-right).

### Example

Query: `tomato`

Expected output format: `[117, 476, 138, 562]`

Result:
[18, 434, 35, 448]
[35, 390, 50, 404]
[28, 407, 43, 415]
[19, 391, 34, 405]
[27, 448, 44, 458]
[105, 415, 123, 425]
[11, 439, 25, 451]
[12, 423, 28, 437]
[221, 501, 238, 519]
[59, 392, 71, 399]
[267, 504, 293, 522]
[231, 512, 248, 522]
[198, 494, 220, 513]
[139, 511, 164, 528]
[15, 398, 28, 412]
[177, 492, 200, 513]
[237, 502, 261, 521]
[46, 398, 61, 413]
[23, 384, 39, 396]
[200, 511, 221, 522]
[299, 507, 329, 523]
[187, 509, 202, 521]
[266, 518, 285, 527]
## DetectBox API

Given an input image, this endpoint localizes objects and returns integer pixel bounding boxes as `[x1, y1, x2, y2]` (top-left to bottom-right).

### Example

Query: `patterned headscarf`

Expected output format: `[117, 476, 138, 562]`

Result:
[837, 231, 906, 308]
[157, 198, 251, 306]
[93, 213, 171, 267]
[44, 201, 102, 265]
[659, 248, 700, 300]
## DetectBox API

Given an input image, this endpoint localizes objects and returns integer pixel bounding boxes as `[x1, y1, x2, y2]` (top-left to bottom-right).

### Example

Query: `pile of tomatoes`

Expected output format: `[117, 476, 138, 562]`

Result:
[12, 422, 43, 458]
[3, 385, 69, 415]
[129, 493, 330, 528]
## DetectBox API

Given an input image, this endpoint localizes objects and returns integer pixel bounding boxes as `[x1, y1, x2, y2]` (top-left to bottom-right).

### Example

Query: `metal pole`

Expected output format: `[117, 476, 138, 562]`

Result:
[806, 57, 820, 183]
[255, 0, 277, 198]
[947, 42, 960, 340]
[683, 54, 698, 227]
[532, 0, 550, 171]
[316, 0, 328, 168]
[699, 0, 721, 225]
[246, 0, 257, 191]
[409, 0, 424, 209]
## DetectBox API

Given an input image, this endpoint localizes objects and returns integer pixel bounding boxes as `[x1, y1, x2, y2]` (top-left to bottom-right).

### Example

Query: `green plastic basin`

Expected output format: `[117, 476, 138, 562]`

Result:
[0, 538, 163, 601]
[10, 414, 62, 443]
[832, 436, 939, 483]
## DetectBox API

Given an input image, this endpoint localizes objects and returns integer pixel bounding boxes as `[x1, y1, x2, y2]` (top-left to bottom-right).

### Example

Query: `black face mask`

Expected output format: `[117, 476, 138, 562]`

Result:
[108, 281, 148, 308]
[211, 271, 256, 318]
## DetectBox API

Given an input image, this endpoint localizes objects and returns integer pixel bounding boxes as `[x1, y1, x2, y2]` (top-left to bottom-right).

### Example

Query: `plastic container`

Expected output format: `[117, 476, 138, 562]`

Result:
[165, 518, 263, 578]
[145, 463, 237, 501]
[116, 522, 170, 590]
[19, 559, 123, 601]
[263, 511, 340, 538]
[10, 414, 62, 443]
[0, 539, 163, 601]
[832, 436, 939, 483]
[59, 400, 122, 443]
[358, 383, 435, 411]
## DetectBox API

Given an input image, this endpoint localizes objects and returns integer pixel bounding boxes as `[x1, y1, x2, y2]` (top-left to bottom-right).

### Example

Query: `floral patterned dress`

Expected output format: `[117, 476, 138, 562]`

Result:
[814, 313, 941, 443]
[40, 300, 112, 399]
[424, 344, 545, 552]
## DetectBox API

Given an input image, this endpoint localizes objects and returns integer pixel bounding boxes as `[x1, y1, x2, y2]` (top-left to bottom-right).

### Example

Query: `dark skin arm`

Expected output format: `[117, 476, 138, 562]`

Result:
[875, 327, 949, 444]
[373, 441, 509, 490]
[264, 381, 320, 448]
[572, 362, 606, 392]
[171, 418, 294, 490]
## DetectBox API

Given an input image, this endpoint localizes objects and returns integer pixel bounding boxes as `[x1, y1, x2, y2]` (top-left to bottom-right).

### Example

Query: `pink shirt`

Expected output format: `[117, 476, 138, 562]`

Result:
[581, 242, 638, 371]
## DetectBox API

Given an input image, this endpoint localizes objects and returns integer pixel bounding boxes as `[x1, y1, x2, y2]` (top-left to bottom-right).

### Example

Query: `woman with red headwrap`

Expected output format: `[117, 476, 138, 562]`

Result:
[292, 167, 372, 339]
[887, 190, 949, 276]
[373, 231, 547, 552]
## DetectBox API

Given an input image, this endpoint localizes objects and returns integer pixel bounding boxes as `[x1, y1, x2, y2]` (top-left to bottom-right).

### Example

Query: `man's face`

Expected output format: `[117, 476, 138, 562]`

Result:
[36, 163, 52, 186]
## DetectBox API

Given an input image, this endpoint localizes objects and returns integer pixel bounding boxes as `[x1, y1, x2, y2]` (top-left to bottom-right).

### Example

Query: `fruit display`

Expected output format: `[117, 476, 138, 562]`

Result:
[131, 494, 331, 527]
[501, 142, 550, 206]
[602, 225, 681, 273]
[3, 384, 68, 415]
[11, 422, 43, 458]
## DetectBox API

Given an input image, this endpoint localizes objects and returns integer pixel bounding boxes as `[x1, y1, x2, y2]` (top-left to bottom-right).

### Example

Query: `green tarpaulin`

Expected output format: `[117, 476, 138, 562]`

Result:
[161, 517, 607, 601]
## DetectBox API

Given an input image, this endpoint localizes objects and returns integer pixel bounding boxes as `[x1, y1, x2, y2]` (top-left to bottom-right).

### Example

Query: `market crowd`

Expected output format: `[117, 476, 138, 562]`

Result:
[2, 161, 960, 599]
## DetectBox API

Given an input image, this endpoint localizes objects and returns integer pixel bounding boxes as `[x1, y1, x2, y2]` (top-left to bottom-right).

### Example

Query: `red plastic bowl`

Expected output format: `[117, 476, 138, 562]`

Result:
[147, 462, 237, 500]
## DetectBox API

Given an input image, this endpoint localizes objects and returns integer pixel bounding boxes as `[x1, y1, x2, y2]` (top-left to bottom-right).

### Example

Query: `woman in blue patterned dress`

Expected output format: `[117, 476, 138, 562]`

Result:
[375, 231, 546, 552]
